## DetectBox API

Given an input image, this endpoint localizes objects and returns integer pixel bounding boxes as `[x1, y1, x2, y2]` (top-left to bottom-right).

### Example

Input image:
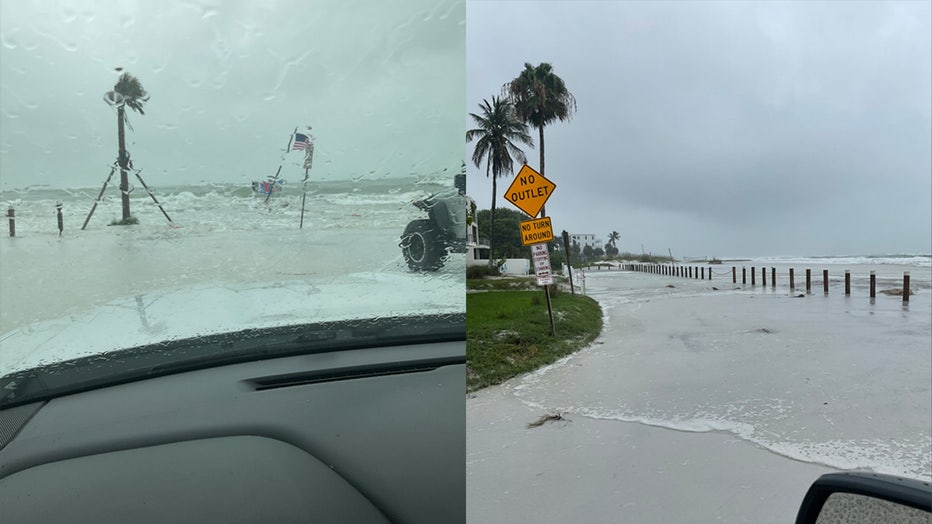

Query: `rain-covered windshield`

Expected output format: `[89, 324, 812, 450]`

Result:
[0, 1, 466, 399]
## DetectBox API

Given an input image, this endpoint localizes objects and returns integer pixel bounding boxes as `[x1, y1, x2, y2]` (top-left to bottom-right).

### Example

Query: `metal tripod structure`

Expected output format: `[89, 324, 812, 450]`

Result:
[82, 161, 173, 230]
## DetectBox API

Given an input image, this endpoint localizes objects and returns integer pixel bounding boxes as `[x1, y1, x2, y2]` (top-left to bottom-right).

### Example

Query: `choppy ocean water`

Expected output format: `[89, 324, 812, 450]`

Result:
[0, 175, 451, 235]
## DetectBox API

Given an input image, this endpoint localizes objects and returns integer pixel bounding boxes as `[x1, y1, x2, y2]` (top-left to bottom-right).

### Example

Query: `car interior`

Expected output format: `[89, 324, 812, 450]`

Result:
[0, 315, 466, 523]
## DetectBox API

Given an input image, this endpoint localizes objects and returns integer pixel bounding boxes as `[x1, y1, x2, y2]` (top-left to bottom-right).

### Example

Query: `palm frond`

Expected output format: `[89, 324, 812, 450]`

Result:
[503, 62, 576, 129]
[114, 72, 150, 115]
[466, 95, 534, 179]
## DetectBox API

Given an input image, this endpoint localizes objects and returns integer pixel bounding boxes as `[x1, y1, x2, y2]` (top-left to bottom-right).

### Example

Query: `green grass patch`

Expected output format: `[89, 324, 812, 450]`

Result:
[466, 289, 602, 391]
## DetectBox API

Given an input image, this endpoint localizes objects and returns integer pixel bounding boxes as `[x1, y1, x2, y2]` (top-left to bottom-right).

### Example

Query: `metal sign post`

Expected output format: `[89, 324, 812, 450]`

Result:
[504, 164, 559, 337]
[531, 242, 556, 336]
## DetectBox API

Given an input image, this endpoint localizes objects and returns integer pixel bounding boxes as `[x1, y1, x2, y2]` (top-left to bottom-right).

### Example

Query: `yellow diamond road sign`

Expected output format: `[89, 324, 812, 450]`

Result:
[504, 164, 556, 218]
[519, 217, 553, 246]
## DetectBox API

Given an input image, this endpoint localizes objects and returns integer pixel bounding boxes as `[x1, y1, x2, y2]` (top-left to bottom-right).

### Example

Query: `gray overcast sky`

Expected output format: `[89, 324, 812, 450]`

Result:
[466, 0, 931, 258]
[1, 0, 464, 190]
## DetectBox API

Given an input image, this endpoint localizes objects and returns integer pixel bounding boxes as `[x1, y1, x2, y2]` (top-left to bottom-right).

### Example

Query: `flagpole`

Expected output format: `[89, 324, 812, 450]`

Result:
[299, 167, 309, 229]
[299, 133, 314, 229]
[266, 127, 297, 204]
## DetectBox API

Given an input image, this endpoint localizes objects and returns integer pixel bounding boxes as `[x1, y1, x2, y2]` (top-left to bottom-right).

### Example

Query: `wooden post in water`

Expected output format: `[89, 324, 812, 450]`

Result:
[742, 267, 746, 285]
[762, 266, 767, 287]
[56, 202, 63, 236]
[845, 271, 851, 295]
[771, 267, 776, 288]
[7, 207, 13, 237]
[790, 268, 795, 290]
[870, 271, 876, 298]
[823, 269, 829, 294]
[562, 231, 574, 295]
[732, 267, 737, 284]
[701, 267, 705, 280]
[903, 272, 910, 303]
[689, 266, 692, 278]
[806, 269, 811, 293]
[751, 266, 756, 286]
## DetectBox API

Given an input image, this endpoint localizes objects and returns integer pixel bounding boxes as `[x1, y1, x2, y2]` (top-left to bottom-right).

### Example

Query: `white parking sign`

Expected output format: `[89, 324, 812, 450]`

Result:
[531, 243, 553, 286]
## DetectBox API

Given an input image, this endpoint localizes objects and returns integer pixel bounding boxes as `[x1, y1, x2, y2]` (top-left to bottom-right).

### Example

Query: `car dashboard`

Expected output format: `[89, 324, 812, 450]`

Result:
[0, 337, 465, 523]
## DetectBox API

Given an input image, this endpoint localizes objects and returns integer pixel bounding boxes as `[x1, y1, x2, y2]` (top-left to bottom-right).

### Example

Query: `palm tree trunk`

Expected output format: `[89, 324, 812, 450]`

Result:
[487, 159, 495, 268]
[117, 106, 130, 221]
[537, 125, 545, 218]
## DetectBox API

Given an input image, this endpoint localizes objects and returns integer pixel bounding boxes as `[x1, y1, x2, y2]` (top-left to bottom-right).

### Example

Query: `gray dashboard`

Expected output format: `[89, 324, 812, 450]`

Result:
[0, 340, 465, 523]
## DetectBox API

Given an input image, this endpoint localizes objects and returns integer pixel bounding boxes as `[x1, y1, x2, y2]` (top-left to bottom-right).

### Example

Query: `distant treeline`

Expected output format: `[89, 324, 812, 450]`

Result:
[475, 208, 678, 267]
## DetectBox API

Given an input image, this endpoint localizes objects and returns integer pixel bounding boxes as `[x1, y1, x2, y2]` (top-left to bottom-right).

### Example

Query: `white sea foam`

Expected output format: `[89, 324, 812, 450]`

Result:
[752, 254, 932, 268]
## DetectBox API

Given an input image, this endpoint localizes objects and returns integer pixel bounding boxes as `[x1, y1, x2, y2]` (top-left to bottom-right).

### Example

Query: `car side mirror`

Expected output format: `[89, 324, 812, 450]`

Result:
[795, 472, 931, 524]
[454, 173, 466, 195]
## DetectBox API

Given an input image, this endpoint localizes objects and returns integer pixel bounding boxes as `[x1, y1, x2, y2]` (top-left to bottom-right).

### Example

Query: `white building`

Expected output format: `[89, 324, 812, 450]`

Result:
[466, 196, 491, 266]
[569, 233, 600, 251]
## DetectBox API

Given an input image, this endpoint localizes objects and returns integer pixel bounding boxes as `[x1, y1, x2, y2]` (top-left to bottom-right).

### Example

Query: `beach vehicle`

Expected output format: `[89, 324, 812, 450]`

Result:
[400, 172, 468, 271]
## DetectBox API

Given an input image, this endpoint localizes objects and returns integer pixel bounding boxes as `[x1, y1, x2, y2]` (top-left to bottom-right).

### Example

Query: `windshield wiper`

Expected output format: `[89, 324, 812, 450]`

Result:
[0, 313, 464, 409]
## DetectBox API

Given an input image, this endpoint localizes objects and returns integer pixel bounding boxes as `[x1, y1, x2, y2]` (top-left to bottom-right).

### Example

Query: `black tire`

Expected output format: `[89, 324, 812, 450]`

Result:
[401, 219, 446, 271]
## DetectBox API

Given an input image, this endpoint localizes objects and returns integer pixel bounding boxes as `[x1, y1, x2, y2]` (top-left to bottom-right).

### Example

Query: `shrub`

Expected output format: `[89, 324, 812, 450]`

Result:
[467, 264, 501, 279]
[108, 216, 139, 226]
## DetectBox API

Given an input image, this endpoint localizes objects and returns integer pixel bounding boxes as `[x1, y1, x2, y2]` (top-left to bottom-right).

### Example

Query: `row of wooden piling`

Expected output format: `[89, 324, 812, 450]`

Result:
[623, 263, 913, 302]
[621, 263, 715, 280]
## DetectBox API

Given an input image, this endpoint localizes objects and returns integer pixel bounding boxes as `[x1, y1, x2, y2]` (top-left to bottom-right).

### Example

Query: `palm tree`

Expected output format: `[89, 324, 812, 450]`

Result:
[467, 96, 533, 266]
[105, 72, 149, 222]
[503, 62, 576, 218]
[608, 231, 620, 248]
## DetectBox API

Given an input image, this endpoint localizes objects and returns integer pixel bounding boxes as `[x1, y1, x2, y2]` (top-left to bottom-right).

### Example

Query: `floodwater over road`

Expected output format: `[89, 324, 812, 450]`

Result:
[468, 263, 930, 523]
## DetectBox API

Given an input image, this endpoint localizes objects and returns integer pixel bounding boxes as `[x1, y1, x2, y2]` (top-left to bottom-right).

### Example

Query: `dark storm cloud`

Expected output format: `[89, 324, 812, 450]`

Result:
[0, 0, 465, 189]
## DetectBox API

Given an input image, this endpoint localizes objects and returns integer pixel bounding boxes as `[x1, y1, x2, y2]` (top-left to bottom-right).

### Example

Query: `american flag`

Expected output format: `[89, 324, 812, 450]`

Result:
[292, 133, 311, 151]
